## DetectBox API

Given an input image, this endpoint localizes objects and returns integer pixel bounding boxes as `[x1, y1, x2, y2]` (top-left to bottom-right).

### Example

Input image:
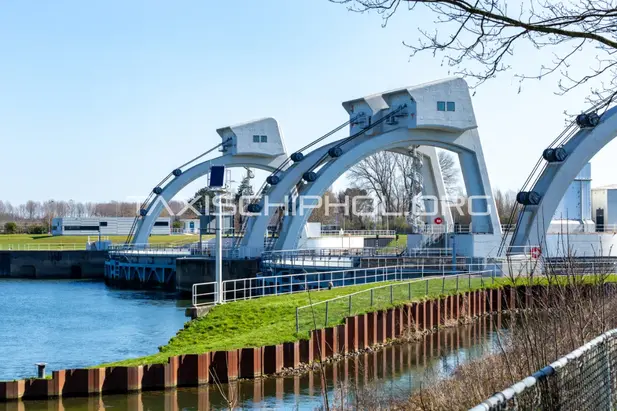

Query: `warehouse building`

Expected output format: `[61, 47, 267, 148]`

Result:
[51, 217, 171, 236]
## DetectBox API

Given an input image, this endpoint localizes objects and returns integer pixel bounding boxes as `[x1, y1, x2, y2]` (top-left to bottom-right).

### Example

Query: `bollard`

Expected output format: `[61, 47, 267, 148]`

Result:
[36, 363, 46, 379]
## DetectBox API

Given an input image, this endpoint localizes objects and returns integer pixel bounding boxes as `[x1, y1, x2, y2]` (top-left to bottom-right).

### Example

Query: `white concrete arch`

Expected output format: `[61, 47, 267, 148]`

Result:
[510, 106, 617, 251]
[239, 141, 340, 251]
[132, 154, 285, 244]
[240, 137, 452, 254]
[275, 127, 501, 250]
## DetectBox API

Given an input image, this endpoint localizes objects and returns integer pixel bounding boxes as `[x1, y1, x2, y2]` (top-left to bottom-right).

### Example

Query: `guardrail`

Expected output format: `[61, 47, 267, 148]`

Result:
[191, 264, 410, 307]
[471, 327, 617, 410]
[0, 243, 88, 251]
[320, 229, 396, 236]
[295, 269, 494, 334]
[222, 265, 404, 304]
[192, 281, 218, 307]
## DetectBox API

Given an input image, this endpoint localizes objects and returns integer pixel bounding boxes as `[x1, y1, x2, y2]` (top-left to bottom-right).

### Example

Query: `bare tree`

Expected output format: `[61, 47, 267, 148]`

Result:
[25, 200, 39, 220]
[494, 188, 519, 225]
[331, 0, 617, 106]
[348, 151, 398, 213]
[438, 150, 460, 197]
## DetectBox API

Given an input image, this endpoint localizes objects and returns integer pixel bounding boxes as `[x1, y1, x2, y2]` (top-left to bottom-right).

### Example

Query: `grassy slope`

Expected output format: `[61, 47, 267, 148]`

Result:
[103, 275, 506, 367]
[0, 234, 206, 246]
[387, 234, 407, 249]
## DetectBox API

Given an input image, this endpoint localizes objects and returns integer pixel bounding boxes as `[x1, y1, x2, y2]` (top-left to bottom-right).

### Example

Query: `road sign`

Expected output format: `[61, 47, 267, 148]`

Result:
[434, 217, 443, 225]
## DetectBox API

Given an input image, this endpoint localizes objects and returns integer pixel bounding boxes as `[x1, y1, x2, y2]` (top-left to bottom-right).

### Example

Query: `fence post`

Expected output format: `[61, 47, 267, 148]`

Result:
[325, 301, 329, 327]
[442, 275, 445, 294]
[425, 279, 428, 297]
[468, 273, 471, 290]
[390, 285, 393, 304]
[456, 275, 459, 292]
[349, 295, 352, 316]
[370, 289, 374, 307]
[408, 282, 411, 300]
[296, 307, 299, 333]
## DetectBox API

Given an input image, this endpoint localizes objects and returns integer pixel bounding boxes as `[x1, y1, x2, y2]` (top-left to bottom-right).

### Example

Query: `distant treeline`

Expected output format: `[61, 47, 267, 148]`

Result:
[0, 200, 191, 234]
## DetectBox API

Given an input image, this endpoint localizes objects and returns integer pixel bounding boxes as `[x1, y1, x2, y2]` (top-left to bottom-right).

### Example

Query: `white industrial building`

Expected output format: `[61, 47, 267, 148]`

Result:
[52, 217, 171, 236]
[549, 163, 595, 233]
[592, 185, 617, 231]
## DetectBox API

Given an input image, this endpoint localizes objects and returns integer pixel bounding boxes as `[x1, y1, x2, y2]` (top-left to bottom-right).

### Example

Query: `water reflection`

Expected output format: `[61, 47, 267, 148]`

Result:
[1, 315, 509, 410]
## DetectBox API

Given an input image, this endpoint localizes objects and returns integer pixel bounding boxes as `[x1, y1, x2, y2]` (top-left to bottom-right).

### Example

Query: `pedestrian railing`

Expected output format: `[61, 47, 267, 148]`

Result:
[0, 243, 88, 251]
[191, 264, 406, 307]
[320, 229, 396, 236]
[221, 264, 404, 304]
[192, 281, 218, 307]
[471, 327, 617, 411]
[295, 269, 494, 334]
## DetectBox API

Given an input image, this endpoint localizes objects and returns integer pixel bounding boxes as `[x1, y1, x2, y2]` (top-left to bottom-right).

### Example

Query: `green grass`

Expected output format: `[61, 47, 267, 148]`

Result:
[0, 233, 207, 248]
[101, 275, 509, 368]
[387, 234, 407, 249]
[98, 274, 617, 368]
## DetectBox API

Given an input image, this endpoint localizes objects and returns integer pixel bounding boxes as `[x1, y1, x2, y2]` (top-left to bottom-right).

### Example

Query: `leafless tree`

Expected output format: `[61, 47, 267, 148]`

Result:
[494, 188, 519, 224]
[348, 151, 399, 213]
[25, 200, 39, 220]
[438, 150, 461, 197]
[331, 0, 617, 107]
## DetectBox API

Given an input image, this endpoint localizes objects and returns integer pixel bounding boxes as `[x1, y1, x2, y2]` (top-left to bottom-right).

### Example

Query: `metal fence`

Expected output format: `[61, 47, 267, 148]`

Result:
[296, 270, 494, 334]
[192, 264, 405, 307]
[320, 229, 396, 236]
[471, 328, 617, 411]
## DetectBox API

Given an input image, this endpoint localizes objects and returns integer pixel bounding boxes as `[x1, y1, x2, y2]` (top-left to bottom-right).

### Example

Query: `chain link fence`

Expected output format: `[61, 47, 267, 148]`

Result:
[471, 328, 617, 410]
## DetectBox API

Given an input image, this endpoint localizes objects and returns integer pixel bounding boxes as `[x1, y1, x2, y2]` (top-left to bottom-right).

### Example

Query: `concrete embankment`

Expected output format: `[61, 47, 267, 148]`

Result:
[0, 251, 107, 279]
[175, 257, 261, 294]
[1, 286, 520, 402]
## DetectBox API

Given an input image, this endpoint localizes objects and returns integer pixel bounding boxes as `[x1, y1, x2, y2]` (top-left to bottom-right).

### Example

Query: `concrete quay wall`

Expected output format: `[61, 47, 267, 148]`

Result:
[175, 257, 261, 294]
[0, 251, 106, 279]
[1, 286, 522, 402]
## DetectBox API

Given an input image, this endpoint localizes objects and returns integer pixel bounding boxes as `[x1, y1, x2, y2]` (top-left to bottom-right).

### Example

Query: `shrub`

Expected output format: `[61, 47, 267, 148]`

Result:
[27, 224, 45, 235]
[4, 222, 17, 234]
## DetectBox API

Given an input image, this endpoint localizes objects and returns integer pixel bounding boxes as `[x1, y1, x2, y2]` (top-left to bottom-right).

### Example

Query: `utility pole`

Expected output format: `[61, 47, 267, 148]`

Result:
[214, 190, 224, 305]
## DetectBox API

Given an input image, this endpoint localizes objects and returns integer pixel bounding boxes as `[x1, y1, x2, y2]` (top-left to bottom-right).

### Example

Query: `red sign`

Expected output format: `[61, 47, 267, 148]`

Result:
[530, 247, 542, 259]
[434, 217, 443, 225]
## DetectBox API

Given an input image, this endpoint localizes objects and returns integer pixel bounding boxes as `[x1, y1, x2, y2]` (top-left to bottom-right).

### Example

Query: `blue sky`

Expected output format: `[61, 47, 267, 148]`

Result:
[1, 1, 614, 204]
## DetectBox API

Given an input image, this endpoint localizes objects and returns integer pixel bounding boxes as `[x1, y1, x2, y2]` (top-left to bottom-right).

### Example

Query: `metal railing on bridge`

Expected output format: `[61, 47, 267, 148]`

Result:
[471, 327, 617, 411]
[320, 229, 396, 237]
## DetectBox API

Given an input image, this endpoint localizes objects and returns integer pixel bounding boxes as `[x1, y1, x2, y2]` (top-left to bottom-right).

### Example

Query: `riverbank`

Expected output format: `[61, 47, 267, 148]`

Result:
[3, 276, 615, 402]
[0, 279, 522, 401]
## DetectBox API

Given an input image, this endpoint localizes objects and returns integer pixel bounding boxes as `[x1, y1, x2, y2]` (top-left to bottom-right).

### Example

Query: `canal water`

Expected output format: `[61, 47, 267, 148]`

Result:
[0, 315, 507, 410]
[0, 279, 189, 381]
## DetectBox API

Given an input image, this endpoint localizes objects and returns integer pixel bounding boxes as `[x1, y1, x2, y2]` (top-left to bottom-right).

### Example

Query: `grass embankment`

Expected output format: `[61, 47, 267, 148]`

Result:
[387, 234, 407, 249]
[0, 234, 205, 247]
[103, 275, 511, 368]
